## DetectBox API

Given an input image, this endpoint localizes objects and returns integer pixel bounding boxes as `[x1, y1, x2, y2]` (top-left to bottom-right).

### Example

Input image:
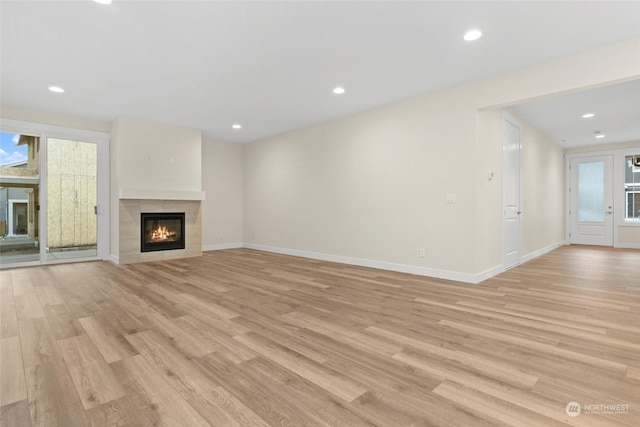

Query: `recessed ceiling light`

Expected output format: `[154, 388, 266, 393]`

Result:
[595, 134, 605, 139]
[48, 86, 64, 93]
[94, 0, 113, 4]
[582, 113, 595, 118]
[332, 87, 345, 95]
[463, 29, 482, 41]
[232, 124, 242, 129]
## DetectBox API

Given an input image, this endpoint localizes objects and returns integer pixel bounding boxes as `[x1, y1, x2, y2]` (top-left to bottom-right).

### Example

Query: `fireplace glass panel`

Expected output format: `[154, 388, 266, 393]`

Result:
[141, 212, 185, 252]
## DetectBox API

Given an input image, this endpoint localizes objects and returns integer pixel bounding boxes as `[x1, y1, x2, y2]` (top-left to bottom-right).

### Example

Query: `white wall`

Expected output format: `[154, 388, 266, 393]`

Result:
[244, 38, 640, 281]
[109, 119, 120, 257]
[244, 88, 479, 275]
[474, 108, 503, 274]
[111, 117, 202, 194]
[473, 107, 566, 262]
[516, 110, 566, 256]
[202, 138, 243, 249]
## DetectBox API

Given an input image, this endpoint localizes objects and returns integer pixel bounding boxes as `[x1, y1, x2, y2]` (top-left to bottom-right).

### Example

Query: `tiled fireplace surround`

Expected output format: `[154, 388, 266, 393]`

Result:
[118, 199, 202, 264]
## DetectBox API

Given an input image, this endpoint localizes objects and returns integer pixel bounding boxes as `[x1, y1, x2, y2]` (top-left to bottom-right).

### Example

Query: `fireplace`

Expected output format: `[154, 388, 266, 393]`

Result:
[140, 212, 185, 252]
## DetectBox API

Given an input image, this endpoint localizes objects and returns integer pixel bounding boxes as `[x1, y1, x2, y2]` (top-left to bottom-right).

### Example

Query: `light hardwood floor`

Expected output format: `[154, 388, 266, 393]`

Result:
[1, 246, 639, 426]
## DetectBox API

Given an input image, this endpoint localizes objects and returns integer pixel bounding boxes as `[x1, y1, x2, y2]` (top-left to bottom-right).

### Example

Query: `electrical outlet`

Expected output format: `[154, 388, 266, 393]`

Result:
[446, 193, 456, 204]
[418, 248, 425, 258]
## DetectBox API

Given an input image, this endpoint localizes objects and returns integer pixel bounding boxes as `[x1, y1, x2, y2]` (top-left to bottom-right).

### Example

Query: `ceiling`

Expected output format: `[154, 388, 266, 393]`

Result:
[1, 1, 640, 144]
[511, 79, 640, 149]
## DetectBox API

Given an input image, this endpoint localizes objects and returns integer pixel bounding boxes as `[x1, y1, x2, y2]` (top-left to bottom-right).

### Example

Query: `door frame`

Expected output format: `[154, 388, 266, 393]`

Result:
[502, 111, 523, 270]
[0, 118, 110, 268]
[565, 147, 640, 249]
[8, 199, 28, 236]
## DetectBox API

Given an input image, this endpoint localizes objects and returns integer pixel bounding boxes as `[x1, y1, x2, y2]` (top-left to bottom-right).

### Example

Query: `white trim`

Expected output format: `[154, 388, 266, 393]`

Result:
[565, 147, 640, 160]
[7, 198, 28, 236]
[203, 243, 243, 251]
[119, 189, 206, 201]
[624, 190, 640, 223]
[0, 260, 41, 270]
[615, 242, 640, 249]
[0, 118, 109, 141]
[475, 264, 505, 283]
[242, 243, 501, 284]
[521, 241, 565, 264]
[565, 155, 572, 243]
[109, 254, 120, 264]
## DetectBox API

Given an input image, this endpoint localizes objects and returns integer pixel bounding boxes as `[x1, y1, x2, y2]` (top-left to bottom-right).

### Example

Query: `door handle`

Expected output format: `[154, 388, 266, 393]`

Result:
[605, 211, 613, 214]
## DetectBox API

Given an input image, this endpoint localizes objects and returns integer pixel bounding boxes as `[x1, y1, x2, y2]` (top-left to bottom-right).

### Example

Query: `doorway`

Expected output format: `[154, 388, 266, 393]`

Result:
[10, 201, 28, 235]
[568, 155, 614, 246]
[0, 120, 109, 268]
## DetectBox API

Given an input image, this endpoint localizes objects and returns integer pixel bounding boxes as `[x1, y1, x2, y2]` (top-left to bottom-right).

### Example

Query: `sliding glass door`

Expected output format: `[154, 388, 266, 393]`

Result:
[0, 121, 108, 268]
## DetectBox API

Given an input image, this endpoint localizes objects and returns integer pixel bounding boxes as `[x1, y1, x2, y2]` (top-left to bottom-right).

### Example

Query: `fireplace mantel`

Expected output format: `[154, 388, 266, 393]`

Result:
[119, 188, 205, 201]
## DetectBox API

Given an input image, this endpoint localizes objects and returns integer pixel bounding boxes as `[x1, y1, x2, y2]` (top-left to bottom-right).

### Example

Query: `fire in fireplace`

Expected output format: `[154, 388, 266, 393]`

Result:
[140, 212, 185, 252]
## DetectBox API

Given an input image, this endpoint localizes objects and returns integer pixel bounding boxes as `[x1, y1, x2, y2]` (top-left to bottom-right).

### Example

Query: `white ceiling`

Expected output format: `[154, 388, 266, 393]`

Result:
[1, 1, 640, 144]
[511, 79, 640, 149]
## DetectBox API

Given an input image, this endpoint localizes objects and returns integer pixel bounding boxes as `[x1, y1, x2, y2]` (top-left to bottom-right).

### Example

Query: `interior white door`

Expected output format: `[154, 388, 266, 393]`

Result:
[570, 155, 613, 246]
[503, 114, 522, 269]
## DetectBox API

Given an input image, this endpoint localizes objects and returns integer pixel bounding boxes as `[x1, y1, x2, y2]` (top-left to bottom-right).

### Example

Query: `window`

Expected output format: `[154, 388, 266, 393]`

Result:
[625, 155, 640, 221]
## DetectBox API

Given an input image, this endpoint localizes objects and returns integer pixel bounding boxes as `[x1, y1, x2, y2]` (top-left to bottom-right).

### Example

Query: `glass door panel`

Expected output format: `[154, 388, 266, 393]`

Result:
[0, 132, 41, 265]
[577, 161, 605, 222]
[46, 138, 98, 260]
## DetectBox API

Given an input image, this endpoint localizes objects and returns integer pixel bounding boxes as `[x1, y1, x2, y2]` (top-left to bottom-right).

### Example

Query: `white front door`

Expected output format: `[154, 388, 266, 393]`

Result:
[503, 113, 522, 269]
[569, 155, 614, 246]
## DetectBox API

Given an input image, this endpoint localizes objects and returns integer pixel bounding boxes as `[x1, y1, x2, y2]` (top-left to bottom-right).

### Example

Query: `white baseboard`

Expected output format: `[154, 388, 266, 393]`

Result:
[521, 241, 565, 264]
[109, 254, 120, 264]
[110, 242, 567, 283]
[242, 243, 499, 284]
[615, 243, 640, 249]
[475, 264, 505, 283]
[203, 243, 244, 252]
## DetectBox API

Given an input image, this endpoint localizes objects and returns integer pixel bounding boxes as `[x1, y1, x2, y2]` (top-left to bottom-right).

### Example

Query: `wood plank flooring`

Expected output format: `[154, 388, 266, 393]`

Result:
[0, 245, 639, 426]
